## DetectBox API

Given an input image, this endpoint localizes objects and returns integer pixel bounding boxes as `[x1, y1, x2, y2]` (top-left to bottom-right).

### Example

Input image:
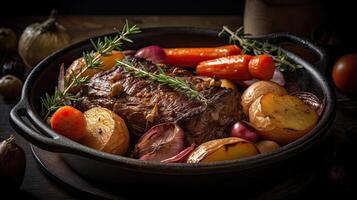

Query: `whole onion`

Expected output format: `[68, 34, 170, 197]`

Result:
[18, 10, 71, 68]
[0, 135, 26, 190]
[0, 28, 18, 53]
[134, 45, 167, 64]
[132, 123, 186, 162]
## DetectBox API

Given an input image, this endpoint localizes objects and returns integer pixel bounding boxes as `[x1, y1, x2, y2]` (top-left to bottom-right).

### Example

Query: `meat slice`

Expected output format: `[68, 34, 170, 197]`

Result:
[77, 56, 242, 145]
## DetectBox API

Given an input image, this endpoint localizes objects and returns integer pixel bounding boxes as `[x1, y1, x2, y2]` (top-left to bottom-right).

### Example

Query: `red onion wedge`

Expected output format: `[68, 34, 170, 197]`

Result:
[133, 123, 185, 162]
[135, 45, 167, 64]
[291, 91, 324, 116]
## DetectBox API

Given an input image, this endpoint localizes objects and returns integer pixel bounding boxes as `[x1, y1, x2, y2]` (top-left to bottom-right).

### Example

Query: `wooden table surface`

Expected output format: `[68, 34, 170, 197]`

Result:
[1, 15, 357, 200]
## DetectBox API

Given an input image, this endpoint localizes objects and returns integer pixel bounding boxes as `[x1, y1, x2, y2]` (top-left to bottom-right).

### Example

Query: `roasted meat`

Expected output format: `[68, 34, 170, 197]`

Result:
[77, 56, 242, 145]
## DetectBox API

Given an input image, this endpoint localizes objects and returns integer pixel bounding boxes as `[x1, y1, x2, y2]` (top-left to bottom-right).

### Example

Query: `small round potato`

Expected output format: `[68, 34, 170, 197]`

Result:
[81, 107, 129, 155]
[241, 81, 287, 116]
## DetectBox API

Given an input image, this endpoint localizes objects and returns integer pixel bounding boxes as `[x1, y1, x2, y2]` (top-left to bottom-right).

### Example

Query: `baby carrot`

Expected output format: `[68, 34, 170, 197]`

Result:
[164, 45, 241, 67]
[50, 106, 86, 141]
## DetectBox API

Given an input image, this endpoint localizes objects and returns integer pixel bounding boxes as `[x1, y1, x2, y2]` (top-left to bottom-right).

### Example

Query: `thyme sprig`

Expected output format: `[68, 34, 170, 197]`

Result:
[219, 26, 302, 71]
[117, 58, 208, 104]
[41, 21, 140, 120]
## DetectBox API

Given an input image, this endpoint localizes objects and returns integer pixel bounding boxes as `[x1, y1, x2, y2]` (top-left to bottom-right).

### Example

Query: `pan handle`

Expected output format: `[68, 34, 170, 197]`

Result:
[10, 99, 82, 154]
[247, 33, 328, 73]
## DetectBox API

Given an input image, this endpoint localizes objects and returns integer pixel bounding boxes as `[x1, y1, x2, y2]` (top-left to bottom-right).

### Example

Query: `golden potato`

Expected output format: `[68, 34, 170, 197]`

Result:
[249, 93, 318, 144]
[241, 81, 287, 116]
[186, 137, 259, 163]
[80, 107, 129, 155]
[65, 50, 123, 80]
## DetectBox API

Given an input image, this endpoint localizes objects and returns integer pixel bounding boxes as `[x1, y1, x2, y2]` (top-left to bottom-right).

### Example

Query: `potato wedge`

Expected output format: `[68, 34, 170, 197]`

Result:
[80, 107, 129, 155]
[241, 81, 287, 116]
[249, 93, 318, 144]
[65, 50, 123, 80]
[186, 137, 259, 163]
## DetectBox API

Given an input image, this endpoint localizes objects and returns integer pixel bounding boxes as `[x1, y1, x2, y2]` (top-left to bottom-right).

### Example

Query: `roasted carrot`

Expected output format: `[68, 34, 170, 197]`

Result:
[248, 55, 276, 80]
[164, 45, 241, 67]
[196, 55, 252, 80]
[50, 106, 86, 141]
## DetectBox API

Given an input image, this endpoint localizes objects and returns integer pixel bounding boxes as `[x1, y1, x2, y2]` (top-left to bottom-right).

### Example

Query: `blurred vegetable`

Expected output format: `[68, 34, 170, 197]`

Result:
[332, 53, 357, 94]
[133, 123, 185, 162]
[0, 75, 22, 100]
[256, 140, 280, 154]
[248, 55, 275, 80]
[0, 28, 17, 53]
[2, 57, 26, 78]
[18, 10, 71, 68]
[249, 93, 318, 144]
[230, 121, 259, 142]
[135, 45, 166, 64]
[220, 79, 237, 90]
[196, 55, 252, 80]
[291, 91, 323, 115]
[241, 80, 287, 115]
[81, 107, 129, 155]
[65, 50, 123, 86]
[50, 106, 86, 141]
[164, 45, 241, 67]
[186, 137, 259, 163]
[0, 135, 26, 190]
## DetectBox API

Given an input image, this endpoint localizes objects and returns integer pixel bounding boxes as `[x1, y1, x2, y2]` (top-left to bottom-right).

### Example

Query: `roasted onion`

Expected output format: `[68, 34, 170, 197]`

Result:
[0, 135, 26, 190]
[291, 91, 324, 115]
[134, 45, 167, 64]
[132, 123, 186, 162]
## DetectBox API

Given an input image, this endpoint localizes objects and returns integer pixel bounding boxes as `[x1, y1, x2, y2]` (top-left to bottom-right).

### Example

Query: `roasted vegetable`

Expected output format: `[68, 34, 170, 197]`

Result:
[249, 93, 318, 144]
[132, 123, 185, 162]
[50, 106, 86, 141]
[164, 45, 241, 67]
[135, 45, 166, 64]
[230, 121, 259, 142]
[256, 140, 280, 154]
[241, 81, 287, 115]
[186, 137, 259, 163]
[248, 55, 276, 80]
[220, 79, 237, 90]
[196, 55, 252, 80]
[65, 50, 123, 81]
[81, 107, 129, 155]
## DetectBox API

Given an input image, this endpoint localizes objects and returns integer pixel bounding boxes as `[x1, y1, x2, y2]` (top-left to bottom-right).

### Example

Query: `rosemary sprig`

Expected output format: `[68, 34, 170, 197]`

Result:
[117, 58, 208, 104]
[91, 20, 141, 55]
[219, 26, 302, 71]
[41, 21, 140, 120]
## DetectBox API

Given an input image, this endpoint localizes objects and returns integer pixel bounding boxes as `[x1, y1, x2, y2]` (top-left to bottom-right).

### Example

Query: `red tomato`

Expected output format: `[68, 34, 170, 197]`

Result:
[332, 54, 357, 93]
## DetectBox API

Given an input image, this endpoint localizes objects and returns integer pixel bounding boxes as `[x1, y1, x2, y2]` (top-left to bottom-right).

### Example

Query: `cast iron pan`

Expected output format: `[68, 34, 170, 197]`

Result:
[9, 27, 335, 188]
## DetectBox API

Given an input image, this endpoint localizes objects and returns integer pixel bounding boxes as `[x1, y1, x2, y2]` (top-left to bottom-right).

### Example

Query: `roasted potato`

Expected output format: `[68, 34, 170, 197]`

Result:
[249, 93, 318, 144]
[80, 107, 129, 155]
[65, 50, 123, 80]
[241, 81, 287, 116]
[186, 137, 259, 163]
[256, 140, 280, 154]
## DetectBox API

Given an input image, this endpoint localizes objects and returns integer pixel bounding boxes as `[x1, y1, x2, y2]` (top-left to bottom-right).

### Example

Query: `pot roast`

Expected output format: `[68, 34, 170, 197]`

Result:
[77, 56, 242, 145]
